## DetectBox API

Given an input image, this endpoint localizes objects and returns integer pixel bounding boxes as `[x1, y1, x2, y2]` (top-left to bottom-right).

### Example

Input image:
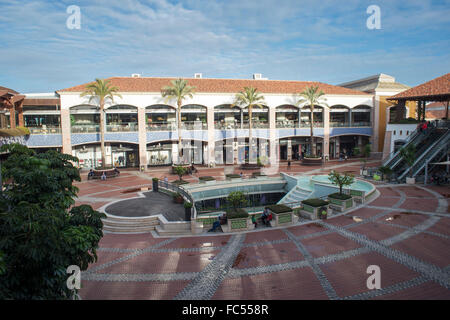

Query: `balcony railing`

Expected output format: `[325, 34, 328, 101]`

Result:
[242, 122, 269, 129]
[276, 120, 299, 128]
[28, 126, 61, 134]
[181, 121, 208, 130]
[71, 124, 99, 133]
[147, 122, 176, 131]
[300, 122, 324, 128]
[215, 122, 240, 130]
[107, 123, 138, 132]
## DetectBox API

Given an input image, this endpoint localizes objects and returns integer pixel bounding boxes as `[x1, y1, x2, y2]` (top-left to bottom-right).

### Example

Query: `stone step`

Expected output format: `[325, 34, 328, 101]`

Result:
[102, 219, 159, 228]
[155, 225, 192, 236]
[103, 225, 157, 233]
[102, 215, 158, 223]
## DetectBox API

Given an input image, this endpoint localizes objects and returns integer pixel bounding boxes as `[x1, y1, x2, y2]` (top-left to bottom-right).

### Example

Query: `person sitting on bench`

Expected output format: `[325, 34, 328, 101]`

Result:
[101, 172, 107, 181]
[87, 169, 94, 180]
[266, 212, 273, 226]
[208, 217, 221, 232]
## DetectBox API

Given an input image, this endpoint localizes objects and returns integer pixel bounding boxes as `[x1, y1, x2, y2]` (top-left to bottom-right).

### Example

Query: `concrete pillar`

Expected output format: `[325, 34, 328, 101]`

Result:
[349, 108, 352, 126]
[323, 107, 330, 159]
[287, 139, 292, 160]
[372, 96, 380, 152]
[17, 100, 24, 127]
[61, 109, 72, 155]
[207, 106, 215, 166]
[269, 106, 277, 165]
[137, 107, 147, 169]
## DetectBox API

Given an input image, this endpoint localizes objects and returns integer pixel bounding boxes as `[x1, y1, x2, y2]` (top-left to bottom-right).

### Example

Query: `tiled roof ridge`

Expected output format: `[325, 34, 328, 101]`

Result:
[57, 76, 370, 95]
[389, 73, 450, 100]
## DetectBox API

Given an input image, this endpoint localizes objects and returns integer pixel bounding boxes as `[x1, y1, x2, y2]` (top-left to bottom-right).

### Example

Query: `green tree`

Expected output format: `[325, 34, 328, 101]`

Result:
[226, 191, 247, 209]
[233, 87, 266, 163]
[400, 144, 416, 178]
[378, 166, 393, 181]
[328, 170, 355, 195]
[174, 165, 187, 181]
[0, 144, 105, 299]
[161, 79, 196, 163]
[296, 86, 328, 157]
[80, 79, 122, 168]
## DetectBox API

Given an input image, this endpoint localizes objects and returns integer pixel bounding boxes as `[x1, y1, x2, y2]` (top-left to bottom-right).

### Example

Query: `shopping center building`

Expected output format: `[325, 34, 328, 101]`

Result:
[1, 73, 415, 168]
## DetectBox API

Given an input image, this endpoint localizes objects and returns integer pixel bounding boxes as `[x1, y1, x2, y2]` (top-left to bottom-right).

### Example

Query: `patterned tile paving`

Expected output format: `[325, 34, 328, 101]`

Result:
[76, 166, 450, 300]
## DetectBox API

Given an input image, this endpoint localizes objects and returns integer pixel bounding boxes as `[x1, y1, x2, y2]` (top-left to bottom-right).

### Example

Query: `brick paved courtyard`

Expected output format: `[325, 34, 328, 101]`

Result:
[75, 160, 450, 300]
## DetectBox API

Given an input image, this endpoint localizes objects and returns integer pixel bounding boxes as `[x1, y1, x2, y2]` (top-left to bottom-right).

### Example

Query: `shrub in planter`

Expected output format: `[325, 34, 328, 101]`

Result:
[184, 202, 193, 221]
[199, 176, 215, 183]
[172, 179, 189, 186]
[301, 198, 329, 207]
[319, 206, 328, 220]
[225, 208, 249, 219]
[152, 177, 159, 192]
[265, 204, 292, 214]
[226, 174, 241, 179]
[328, 193, 352, 200]
[252, 172, 267, 178]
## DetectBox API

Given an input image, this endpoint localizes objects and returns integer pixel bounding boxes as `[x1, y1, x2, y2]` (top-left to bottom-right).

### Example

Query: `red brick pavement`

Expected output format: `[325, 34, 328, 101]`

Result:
[299, 233, 361, 258]
[347, 221, 405, 241]
[213, 268, 328, 300]
[320, 252, 421, 298]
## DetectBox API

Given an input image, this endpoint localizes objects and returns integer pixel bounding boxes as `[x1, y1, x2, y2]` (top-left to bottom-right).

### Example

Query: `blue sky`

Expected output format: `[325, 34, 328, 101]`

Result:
[0, 0, 449, 93]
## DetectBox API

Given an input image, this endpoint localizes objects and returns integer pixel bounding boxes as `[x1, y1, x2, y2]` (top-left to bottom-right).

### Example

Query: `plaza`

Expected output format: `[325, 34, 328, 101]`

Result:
[73, 160, 450, 300]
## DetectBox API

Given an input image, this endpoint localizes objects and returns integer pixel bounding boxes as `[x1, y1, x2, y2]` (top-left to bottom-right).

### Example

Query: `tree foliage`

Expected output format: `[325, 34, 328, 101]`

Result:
[173, 165, 187, 181]
[0, 144, 105, 299]
[328, 170, 355, 195]
[297, 86, 328, 157]
[226, 191, 248, 209]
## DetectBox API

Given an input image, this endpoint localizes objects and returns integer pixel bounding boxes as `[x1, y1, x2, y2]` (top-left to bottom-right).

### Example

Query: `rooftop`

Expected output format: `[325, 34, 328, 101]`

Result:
[58, 76, 370, 96]
[388, 73, 450, 101]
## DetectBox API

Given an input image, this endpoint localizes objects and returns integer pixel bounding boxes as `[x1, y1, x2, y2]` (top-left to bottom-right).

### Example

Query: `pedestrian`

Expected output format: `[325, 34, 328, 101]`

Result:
[101, 172, 106, 181]
[251, 214, 257, 228]
[287, 159, 291, 169]
[88, 169, 94, 180]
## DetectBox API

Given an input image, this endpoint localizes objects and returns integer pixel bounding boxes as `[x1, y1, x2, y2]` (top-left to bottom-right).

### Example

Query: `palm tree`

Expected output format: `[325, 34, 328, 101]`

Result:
[233, 87, 266, 163]
[80, 79, 122, 168]
[161, 79, 196, 164]
[296, 86, 328, 157]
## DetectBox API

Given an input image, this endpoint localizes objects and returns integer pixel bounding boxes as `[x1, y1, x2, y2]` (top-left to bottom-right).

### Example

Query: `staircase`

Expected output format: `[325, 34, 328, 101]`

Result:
[102, 215, 160, 233]
[398, 128, 450, 181]
[279, 185, 312, 208]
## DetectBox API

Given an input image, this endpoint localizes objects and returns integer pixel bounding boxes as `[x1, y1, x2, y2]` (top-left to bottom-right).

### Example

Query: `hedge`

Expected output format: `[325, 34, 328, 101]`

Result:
[172, 179, 189, 186]
[265, 204, 292, 214]
[328, 193, 352, 200]
[226, 174, 241, 179]
[199, 176, 215, 181]
[225, 208, 249, 219]
[301, 198, 329, 207]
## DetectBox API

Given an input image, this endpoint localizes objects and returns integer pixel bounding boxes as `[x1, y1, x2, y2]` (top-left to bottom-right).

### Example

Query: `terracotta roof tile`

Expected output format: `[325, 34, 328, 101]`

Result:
[57, 77, 369, 96]
[388, 73, 450, 101]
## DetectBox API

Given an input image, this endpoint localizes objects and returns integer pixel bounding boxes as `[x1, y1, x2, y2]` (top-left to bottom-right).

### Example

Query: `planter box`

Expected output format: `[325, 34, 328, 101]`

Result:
[199, 179, 216, 185]
[302, 158, 322, 166]
[406, 177, 415, 184]
[226, 176, 242, 181]
[328, 196, 354, 212]
[266, 207, 297, 227]
[349, 189, 365, 203]
[222, 217, 252, 233]
[300, 204, 329, 220]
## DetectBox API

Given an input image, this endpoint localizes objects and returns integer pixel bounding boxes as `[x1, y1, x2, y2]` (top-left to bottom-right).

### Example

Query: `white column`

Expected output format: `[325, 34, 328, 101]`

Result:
[323, 106, 330, 159]
[207, 106, 215, 166]
[138, 107, 147, 169]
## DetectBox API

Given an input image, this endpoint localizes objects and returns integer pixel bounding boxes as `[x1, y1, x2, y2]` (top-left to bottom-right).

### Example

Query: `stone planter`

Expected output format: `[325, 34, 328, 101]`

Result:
[350, 189, 365, 203]
[266, 208, 297, 227]
[184, 207, 192, 221]
[152, 180, 159, 192]
[300, 204, 329, 220]
[222, 217, 252, 233]
[328, 196, 354, 212]
[302, 157, 322, 166]
[406, 177, 415, 184]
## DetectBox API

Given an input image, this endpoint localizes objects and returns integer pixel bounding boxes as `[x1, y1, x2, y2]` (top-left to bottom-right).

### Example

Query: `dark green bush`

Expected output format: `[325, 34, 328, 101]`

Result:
[226, 174, 241, 178]
[301, 198, 329, 207]
[265, 204, 292, 214]
[226, 208, 249, 219]
[199, 176, 215, 181]
[172, 179, 189, 186]
[328, 193, 352, 200]
[152, 177, 159, 182]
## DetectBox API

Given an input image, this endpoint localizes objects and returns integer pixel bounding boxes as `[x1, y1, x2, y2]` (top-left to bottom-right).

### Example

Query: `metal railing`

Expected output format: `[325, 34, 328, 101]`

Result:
[181, 121, 208, 130]
[71, 125, 100, 133]
[28, 126, 61, 134]
[146, 122, 176, 131]
[158, 180, 196, 218]
[276, 120, 299, 128]
[106, 123, 138, 132]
